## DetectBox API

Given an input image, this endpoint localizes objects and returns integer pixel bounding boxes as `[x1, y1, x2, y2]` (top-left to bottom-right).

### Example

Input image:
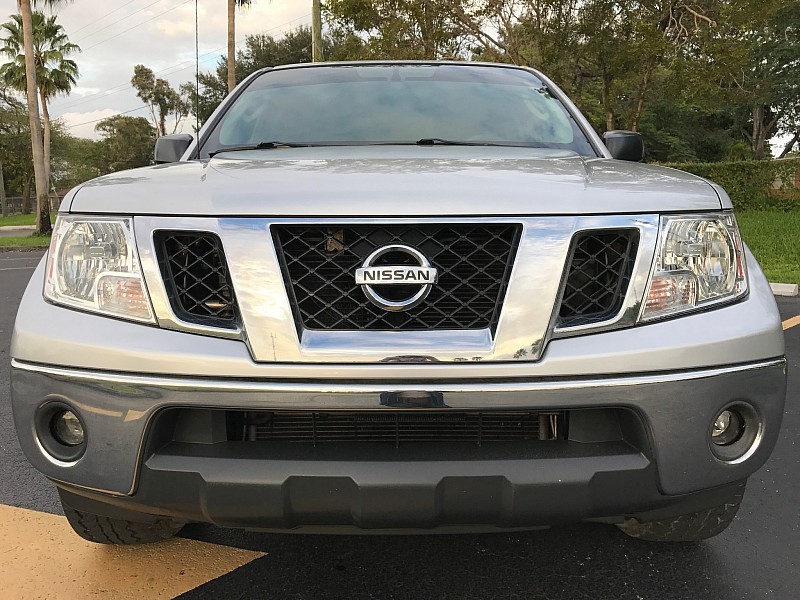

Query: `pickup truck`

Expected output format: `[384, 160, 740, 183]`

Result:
[11, 61, 786, 544]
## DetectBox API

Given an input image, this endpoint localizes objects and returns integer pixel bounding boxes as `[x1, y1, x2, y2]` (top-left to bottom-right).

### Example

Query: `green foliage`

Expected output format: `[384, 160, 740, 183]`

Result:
[325, 0, 464, 59]
[131, 64, 190, 136]
[0, 91, 32, 197]
[322, 0, 799, 162]
[0, 212, 54, 226]
[737, 210, 800, 285]
[0, 11, 80, 99]
[0, 233, 51, 247]
[49, 120, 103, 188]
[193, 27, 347, 125]
[94, 115, 156, 173]
[667, 159, 800, 210]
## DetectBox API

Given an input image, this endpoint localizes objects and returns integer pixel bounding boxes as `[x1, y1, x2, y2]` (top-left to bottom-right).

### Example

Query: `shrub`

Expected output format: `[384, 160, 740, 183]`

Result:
[664, 159, 800, 211]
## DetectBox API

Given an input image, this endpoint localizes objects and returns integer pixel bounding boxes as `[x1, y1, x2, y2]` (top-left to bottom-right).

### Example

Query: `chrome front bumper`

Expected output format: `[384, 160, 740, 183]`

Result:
[12, 358, 787, 505]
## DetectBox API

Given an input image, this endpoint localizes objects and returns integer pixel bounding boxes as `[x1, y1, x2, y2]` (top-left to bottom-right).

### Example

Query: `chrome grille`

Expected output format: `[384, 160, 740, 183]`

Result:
[236, 411, 566, 447]
[154, 231, 238, 328]
[272, 224, 520, 331]
[558, 231, 639, 328]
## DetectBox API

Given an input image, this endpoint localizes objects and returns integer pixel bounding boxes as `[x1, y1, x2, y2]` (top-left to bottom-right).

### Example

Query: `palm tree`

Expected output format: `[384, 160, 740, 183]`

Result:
[227, 0, 251, 94]
[8, 0, 72, 236]
[1, 12, 79, 201]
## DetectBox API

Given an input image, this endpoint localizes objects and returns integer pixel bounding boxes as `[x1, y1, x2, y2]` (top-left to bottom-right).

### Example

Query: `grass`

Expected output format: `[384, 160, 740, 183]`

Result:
[737, 210, 800, 285]
[0, 212, 56, 227]
[0, 234, 51, 248]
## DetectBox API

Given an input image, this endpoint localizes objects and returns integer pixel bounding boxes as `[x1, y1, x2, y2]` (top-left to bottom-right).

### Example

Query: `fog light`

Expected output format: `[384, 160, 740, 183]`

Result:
[711, 409, 744, 446]
[51, 410, 85, 446]
[709, 403, 762, 463]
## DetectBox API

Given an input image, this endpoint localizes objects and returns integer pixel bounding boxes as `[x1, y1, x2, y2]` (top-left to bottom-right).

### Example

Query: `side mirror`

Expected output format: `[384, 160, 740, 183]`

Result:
[602, 130, 644, 162]
[154, 134, 194, 164]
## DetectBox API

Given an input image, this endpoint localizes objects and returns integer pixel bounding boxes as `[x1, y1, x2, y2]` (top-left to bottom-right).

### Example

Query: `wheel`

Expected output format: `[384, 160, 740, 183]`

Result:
[62, 499, 184, 545]
[616, 480, 746, 542]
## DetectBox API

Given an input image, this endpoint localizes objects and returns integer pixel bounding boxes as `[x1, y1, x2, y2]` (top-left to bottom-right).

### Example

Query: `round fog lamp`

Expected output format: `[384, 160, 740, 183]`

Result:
[711, 409, 743, 446]
[51, 410, 85, 446]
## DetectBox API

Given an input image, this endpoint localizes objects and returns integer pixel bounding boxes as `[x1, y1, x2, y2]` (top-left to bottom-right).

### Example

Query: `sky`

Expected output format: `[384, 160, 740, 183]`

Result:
[0, 0, 311, 139]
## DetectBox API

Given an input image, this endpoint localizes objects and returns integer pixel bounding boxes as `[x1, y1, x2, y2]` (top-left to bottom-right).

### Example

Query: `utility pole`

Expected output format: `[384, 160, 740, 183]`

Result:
[312, 0, 323, 62]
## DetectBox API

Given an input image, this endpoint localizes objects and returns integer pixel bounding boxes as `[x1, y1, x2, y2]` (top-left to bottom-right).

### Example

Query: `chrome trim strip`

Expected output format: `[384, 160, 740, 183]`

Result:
[552, 217, 659, 338]
[299, 328, 493, 361]
[134, 215, 659, 363]
[12, 358, 786, 396]
[135, 219, 243, 340]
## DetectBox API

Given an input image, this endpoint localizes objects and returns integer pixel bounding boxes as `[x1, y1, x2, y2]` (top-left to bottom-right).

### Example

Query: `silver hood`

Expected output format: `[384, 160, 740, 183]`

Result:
[69, 146, 722, 216]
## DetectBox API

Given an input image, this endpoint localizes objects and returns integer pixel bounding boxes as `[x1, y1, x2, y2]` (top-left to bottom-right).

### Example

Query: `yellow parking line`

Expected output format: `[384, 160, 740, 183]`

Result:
[783, 314, 800, 330]
[0, 504, 265, 599]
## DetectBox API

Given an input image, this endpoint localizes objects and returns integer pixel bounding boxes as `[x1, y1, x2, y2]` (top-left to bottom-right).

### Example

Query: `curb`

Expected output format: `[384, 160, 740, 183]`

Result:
[0, 225, 36, 232]
[770, 283, 799, 297]
[0, 246, 48, 253]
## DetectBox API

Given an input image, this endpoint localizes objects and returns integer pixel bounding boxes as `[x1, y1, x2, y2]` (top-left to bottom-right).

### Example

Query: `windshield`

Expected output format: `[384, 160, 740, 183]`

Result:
[201, 64, 598, 157]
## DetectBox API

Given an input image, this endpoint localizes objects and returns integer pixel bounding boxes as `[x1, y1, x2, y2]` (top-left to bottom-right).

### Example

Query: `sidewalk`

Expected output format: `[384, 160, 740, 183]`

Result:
[0, 225, 35, 238]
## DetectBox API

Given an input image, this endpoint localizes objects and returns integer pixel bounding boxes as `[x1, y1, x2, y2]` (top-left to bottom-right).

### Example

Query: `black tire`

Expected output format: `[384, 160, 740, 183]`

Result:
[617, 481, 746, 542]
[62, 501, 184, 545]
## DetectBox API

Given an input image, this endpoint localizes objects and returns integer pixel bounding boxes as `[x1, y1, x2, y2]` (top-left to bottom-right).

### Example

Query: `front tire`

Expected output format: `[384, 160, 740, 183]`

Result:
[62, 500, 184, 545]
[617, 480, 746, 542]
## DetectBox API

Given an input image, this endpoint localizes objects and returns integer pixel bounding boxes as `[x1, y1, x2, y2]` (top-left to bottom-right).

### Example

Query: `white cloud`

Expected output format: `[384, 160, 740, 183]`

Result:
[14, 0, 312, 139]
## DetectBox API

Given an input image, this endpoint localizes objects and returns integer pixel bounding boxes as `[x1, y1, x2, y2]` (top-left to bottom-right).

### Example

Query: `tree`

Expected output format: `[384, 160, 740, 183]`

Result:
[94, 115, 156, 173]
[4, 0, 72, 235]
[326, 0, 467, 59]
[131, 64, 190, 137]
[49, 129, 103, 189]
[192, 27, 343, 124]
[0, 91, 30, 216]
[228, 0, 252, 93]
[0, 11, 79, 204]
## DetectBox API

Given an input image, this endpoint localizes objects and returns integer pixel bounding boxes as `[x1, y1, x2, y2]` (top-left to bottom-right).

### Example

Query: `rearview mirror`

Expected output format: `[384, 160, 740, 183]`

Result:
[602, 130, 644, 162]
[154, 134, 194, 164]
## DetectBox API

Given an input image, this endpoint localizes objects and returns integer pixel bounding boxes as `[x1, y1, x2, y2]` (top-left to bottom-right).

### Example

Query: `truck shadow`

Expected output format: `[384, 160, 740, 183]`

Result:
[177, 521, 736, 599]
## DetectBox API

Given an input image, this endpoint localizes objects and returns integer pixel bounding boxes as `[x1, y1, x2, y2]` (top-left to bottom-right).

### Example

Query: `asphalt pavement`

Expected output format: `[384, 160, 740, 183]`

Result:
[1, 250, 798, 599]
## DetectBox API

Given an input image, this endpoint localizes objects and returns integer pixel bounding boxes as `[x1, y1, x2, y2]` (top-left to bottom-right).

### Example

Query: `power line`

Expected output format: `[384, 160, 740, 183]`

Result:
[79, 0, 194, 53]
[56, 48, 224, 113]
[54, 12, 312, 113]
[72, 0, 169, 44]
[64, 106, 149, 130]
[67, 0, 146, 37]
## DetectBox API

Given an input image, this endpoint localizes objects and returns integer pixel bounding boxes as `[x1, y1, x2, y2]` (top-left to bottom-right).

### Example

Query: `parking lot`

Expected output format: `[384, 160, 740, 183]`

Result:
[1, 249, 798, 600]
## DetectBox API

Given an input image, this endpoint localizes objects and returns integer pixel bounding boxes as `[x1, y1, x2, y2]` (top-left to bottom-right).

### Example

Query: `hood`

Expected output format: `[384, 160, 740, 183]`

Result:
[69, 146, 721, 216]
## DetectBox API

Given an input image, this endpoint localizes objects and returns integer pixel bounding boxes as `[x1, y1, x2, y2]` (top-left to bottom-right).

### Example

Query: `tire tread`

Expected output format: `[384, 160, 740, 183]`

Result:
[63, 503, 182, 545]
[617, 481, 746, 542]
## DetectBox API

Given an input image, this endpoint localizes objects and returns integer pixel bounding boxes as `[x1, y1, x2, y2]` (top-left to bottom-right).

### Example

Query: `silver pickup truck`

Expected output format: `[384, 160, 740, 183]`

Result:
[11, 61, 786, 544]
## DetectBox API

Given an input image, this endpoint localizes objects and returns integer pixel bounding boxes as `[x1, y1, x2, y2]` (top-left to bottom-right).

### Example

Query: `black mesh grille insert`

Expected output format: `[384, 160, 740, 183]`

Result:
[558, 230, 639, 328]
[233, 411, 566, 446]
[273, 224, 520, 331]
[154, 231, 238, 328]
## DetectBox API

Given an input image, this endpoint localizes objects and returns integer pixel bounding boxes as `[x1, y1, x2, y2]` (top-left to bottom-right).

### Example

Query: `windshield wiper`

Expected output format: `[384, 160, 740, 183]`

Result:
[415, 138, 524, 147]
[208, 141, 312, 157]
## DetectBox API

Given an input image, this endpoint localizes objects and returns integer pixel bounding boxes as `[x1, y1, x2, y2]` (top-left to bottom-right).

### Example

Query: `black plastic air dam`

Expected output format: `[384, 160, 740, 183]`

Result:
[54, 448, 746, 532]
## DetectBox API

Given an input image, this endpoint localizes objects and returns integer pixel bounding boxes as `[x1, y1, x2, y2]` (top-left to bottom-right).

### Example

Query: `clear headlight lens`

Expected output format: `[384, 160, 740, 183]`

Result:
[641, 213, 747, 321]
[44, 216, 154, 323]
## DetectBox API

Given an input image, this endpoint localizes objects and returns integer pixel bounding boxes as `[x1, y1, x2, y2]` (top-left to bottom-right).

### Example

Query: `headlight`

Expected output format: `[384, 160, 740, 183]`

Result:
[640, 213, 747, 321]
[44, 216, 155, 323]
